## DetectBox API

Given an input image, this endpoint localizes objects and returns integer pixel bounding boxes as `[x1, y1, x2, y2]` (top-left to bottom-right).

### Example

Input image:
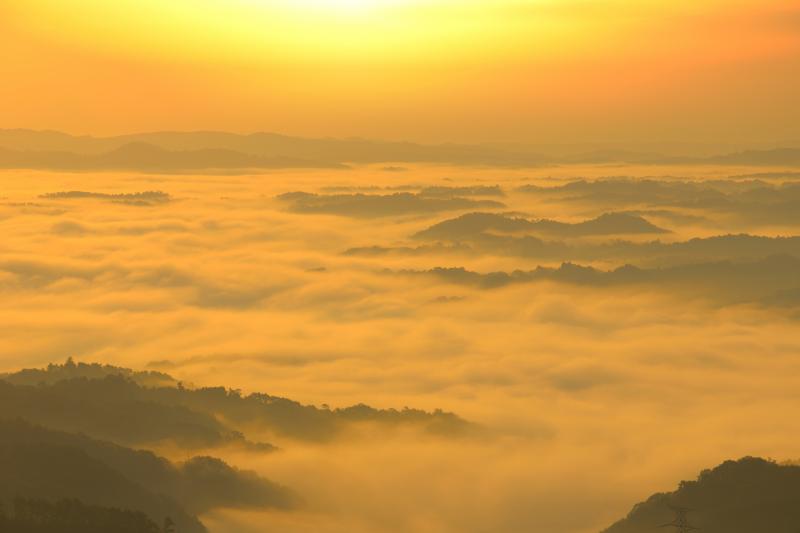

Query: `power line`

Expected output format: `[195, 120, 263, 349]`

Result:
[659, 505, 699, 533]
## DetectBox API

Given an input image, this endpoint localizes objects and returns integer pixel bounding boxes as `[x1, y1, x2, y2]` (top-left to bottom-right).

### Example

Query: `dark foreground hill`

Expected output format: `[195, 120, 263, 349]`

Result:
[0, 419, 297, 532]
[0, 360, 473, 532]
[0, 432, 204, 533]
[0, 497, 162, 533]
[602, 457, 800, 533]
[0, 376, 273, 451]
[0, 360, 474, 444]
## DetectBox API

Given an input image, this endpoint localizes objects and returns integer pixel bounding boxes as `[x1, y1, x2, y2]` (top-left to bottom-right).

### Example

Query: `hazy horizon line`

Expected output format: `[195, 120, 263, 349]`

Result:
[3, 127, 799, 154]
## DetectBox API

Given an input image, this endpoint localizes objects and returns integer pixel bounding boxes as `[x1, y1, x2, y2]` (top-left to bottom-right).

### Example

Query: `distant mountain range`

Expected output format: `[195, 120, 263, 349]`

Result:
[396, 254, 800, 306]
[0, 130, 798, 171]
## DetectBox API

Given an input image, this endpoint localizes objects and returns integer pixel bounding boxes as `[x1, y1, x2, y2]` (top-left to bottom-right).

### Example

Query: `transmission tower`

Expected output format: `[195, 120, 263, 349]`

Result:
[659, 505, 698, 533]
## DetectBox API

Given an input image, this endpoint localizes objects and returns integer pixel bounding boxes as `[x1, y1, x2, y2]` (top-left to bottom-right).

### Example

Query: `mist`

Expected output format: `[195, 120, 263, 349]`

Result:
[1, 161, 800, 531]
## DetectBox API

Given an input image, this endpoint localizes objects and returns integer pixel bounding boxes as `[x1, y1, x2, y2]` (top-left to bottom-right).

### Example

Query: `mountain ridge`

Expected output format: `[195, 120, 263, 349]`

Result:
[1, 129, 798, 169]
[602, 457, 800, 533]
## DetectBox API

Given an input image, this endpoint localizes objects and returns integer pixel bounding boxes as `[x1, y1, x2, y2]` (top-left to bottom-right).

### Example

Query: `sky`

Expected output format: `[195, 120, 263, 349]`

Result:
[1, 0, 799, 144]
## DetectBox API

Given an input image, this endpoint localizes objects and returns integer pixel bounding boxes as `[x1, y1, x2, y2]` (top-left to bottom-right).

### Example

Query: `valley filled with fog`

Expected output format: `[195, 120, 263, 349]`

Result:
[2, 163, 800, 533]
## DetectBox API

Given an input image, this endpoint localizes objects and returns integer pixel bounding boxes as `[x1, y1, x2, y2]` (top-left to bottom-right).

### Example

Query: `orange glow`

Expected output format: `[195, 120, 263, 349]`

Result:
[1, 0, 798, 142]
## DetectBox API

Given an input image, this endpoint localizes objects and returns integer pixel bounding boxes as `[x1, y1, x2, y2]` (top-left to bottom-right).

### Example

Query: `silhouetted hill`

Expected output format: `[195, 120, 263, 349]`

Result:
[518, 179, 800, 224]
[569, 213, 668, 236]
[602, 457, 800, 533]
[111, 133, 548, 165]
[0, 497, 162, 533]
[414, 213, 539, 240]
[561, 148, 667, 164]
[0, 419, 295, 518]
[354, 230, 800, 268]
[2, 129, 796, 168]
[482, 233, 800, 266]
[706, 148, 800, 166]
[0, 425, 205, 533]
[0, 377, 273, 450]
[0, 129, 549, 167]
[277, 192, 505, 218]
[0, 143, 341, 172]
[40, 190, 171, 206]
[597, 234, 800, 266]
[145, 384, 473, 441]
[395, 254, 800, 304]
[608, 148, 800, 166]
[0, 362, 475, 442]
[730, 171, 800, 180]
[517, 178, 735, 206]
[0, 129, 99, 153]
[417, 185, 505, 198]
[349, 232, 800, 267]
[763, 287, 800, 307]
[0, 360, 176, 388]
[321, 185, 505, 198]
[414, 212, 666, 241]
[344, 243, 472, 257]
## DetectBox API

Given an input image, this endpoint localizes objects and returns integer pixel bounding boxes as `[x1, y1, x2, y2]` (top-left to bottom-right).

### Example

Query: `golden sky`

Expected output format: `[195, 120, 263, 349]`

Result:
[2, 0, 799, 143]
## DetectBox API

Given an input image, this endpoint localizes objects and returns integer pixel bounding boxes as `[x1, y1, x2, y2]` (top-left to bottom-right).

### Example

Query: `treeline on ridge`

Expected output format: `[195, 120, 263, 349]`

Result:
[0, 360, 474, 446]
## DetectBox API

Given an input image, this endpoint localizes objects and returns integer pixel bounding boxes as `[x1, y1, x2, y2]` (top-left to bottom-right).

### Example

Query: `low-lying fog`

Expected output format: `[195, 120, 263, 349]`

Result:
[2, 163, 799, 532]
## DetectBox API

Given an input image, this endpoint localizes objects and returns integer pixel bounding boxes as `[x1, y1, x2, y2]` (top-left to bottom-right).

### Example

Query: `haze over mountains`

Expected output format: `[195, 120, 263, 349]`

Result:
[0, 361, 472, 445]
[2, 151, 800, 532]
[0, 417, 281, 533]
[1, 130, 799, 171]
[0, 360, 471, 531]
[7, 361, 800, 533]
[396, 254, 800, 306]
[3, 0, 800, 529]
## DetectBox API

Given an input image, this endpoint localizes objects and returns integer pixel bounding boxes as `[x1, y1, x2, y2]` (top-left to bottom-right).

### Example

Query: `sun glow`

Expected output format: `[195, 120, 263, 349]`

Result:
[265, 0, 413, 16]
[299, 0, 388, 11]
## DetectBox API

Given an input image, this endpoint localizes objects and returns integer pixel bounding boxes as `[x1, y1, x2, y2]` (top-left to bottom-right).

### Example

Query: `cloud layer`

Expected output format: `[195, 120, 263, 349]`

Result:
[2, 163, 800, 532]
